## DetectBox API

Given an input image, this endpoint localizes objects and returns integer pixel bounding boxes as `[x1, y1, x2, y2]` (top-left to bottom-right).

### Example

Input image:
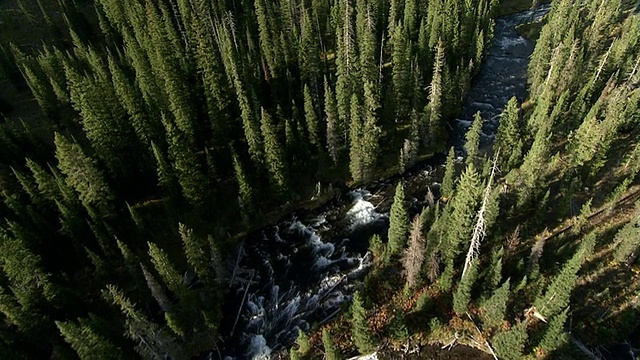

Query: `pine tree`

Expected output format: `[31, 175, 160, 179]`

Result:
[303, 84, 321, 150]
[322, 328, 342, 360]
[54, 133, 114, 215]
[403, 215, 426, 288]
[441, 147, 456, 199]
[232, 151, 256, 222]
[495, 97, 522, 170]
[351, 291, 377, 354]
[444, 163, 481, 263]
[492, 321, 527, 360]
[392, 22, 411, 122]
[388, 182, 409, 256]
[295, 328, 311, 355]
[534, 232, 596, 318]
[56, 318, 124, 359]
[538, 307, 570, 354]
[428, 40, 445, 142]
[325, 77, 342, 163]
[452, 262, 478, 315]
[260, 108, 289, 193]
[612, 203, 640, 264]
[349, 93, 365, 182]
[480, 279, 510, 329]
[360, 81, 382, 177]
[464, 111, 483, 163]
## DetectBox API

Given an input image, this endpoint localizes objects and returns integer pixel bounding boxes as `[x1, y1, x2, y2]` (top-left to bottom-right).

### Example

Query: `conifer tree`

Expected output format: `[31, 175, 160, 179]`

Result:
[351, 291, 377, 354]
[260, 108, 289, 193]
[495, 97, 522, 171]
[464, 111, 483, 163]
[534, 232, 595, 318]
[480, 279, 509, 329]
[54, 133, 114, 215]
[445, 163, 481, 263]
[349, 94, 365, 182]
[161, 115, 209, 206]
[492, 321, 527, 360]
[403, 215, 426, 289]
[538, 307, 570, 354]
[392, 22, 411, 122]
[325, 77, 342, 163]
[360, 81, 382, 177]
[56, 318, 124, 360]
[322, 328, 342, 360]
[428, 40, 445, 142]
[440, 147, 456, 199]
[388, 182, 409, 256]
[303, 85, 321, 150]
[452, 262, 478, 315]
[232, 151, 256, 222]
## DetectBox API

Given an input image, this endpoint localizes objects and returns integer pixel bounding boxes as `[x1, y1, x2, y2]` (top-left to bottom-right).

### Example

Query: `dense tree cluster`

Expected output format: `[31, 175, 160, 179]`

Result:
[0, 0, 499, 357]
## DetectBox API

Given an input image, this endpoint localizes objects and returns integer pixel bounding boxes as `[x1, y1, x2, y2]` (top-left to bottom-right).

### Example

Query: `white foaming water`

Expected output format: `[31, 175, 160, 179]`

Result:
[346, 189, 384, 229]
[247, 335, 271, 360]
[498, 35, 527, 50]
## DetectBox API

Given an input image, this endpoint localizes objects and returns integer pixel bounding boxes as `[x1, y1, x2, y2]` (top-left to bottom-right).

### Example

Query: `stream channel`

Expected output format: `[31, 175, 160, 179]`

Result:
[215, 6, 550, 359]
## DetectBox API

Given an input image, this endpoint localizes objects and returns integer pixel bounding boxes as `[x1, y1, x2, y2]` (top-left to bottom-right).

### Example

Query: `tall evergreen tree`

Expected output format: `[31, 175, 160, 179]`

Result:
[54, 133, 114, 215]
[388, 181, 409, 256]
[260, 108, 289, 193]
[441, 147, 457, 199]
[351, 291, 377, 354]
[494, 97, 522, 171]
[464, 111, 483, 163]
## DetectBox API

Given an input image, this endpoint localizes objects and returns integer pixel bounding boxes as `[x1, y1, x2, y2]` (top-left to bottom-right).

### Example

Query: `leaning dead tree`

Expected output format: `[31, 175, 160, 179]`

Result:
[462, 152, 499, 279]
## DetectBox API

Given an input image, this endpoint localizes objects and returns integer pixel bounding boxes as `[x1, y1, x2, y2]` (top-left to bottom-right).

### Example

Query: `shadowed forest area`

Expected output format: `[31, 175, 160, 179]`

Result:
[0, 0, 639, 359]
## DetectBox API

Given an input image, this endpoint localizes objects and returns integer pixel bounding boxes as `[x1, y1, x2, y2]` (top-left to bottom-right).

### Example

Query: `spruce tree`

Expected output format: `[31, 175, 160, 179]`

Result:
[54, 133, 114, 215]
[480, 279, 510, 329]
[464, 111, 483, 163]
[325, 77, 342, 163]
[388, 181, 409, 256]
[495, 97, 522, 171]
[444, 163, 481, 263]
[538, 307, 570, 354]
[492, 321, 527, 360]
[56, 318, 123, 359]
[534, 232, 596, 318]
[452, 262, 478, 315]
[351, 291, 377, 354]
[403, 215, 426, 289]
[303, 85, 321, 150]
[428, 40, 445, 142]
[440, 147, 456, 199]
[322, 328, 342, 360]
[260, 108, 289, 193]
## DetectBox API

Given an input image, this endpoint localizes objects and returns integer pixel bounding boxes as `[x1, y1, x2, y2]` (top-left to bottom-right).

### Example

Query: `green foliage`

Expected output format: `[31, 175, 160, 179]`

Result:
[56, 317, 124, 360]
[388, 182, 409, 256]
[351, 291, 377, 354]
[538, 307, 570, 354]
[388, 307, 409, 342]
[494, 97, 522, 171]
[369, 234, 387, 263]
[452, 262, 478, 315]
[491, 321, 527, 360]
[295, 329, 311, 356]
[480, 279, 510, 329]
[534, 232, 596, 318]
[464, 111, 483, 163]
[322, 328, 342, 360]
[441, 147, 457, 199]
[613, 203, 640, 264]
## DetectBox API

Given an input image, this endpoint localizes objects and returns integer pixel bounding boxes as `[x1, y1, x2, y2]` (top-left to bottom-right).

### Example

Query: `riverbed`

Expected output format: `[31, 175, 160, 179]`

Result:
[214, 5, 550, 359]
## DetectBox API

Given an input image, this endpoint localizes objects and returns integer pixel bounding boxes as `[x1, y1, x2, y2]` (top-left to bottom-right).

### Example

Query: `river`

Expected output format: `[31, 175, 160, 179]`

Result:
[214, 6, 550, 359]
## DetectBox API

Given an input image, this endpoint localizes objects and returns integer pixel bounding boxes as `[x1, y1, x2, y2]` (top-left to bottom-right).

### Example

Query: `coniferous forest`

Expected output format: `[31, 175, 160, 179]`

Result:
[0, 0, 639, 358]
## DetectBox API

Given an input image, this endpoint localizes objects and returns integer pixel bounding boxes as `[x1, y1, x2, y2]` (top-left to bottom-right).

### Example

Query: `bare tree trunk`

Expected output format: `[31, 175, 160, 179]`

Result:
[462, 152, 499, 279]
